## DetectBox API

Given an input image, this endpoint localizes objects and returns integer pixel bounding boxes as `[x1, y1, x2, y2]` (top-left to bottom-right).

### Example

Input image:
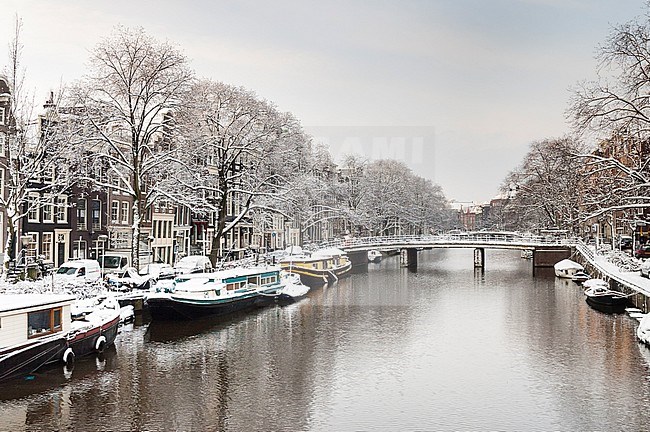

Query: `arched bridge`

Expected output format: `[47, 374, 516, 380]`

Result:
[318, 233, 577, 270]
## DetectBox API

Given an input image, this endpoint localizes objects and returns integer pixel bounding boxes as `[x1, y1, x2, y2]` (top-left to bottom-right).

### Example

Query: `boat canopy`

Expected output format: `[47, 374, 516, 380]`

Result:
[312, 247, 346, 257]
[553, 259, 583, 271]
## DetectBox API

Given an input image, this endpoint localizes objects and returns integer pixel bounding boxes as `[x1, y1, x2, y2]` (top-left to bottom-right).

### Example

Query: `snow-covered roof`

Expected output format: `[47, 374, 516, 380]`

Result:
[0, 294, 76, 313]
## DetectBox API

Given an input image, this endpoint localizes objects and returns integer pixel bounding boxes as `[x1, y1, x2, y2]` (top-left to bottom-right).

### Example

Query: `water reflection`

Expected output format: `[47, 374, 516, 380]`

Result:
[2, 249, 650, 430]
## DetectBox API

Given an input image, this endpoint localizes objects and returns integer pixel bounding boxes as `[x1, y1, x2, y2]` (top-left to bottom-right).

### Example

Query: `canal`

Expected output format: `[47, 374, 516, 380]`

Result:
[2, 249, 650, 431]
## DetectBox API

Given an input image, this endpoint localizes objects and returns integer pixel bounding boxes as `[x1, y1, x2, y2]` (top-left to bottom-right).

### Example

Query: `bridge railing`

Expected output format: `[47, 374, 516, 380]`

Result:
[317, 233, 579, 250]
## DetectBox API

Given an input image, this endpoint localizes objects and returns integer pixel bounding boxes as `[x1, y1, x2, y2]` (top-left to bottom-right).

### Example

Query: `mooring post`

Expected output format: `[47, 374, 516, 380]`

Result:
[474, 248, 485, 269]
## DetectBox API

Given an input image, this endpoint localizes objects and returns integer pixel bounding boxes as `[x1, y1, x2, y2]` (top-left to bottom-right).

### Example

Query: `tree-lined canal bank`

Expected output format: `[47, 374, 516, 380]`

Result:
[2, 249, 650, 431]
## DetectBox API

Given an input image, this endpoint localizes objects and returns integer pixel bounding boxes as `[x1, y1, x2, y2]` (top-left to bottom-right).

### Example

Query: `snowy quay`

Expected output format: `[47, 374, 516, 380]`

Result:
[574, 241, 650, 312]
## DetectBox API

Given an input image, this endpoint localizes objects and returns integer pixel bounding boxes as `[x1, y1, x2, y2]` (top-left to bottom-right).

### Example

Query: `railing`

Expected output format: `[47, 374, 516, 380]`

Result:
[317, 232, 579, 251]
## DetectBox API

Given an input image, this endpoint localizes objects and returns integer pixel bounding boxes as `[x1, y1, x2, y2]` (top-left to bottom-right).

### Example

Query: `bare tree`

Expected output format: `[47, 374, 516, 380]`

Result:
[570, 6, 650, 218]
[177, 79, 298, 264]
[1, 17, 78, 270]
[500, 137, 586, 232]
[69, 26, 193, 268]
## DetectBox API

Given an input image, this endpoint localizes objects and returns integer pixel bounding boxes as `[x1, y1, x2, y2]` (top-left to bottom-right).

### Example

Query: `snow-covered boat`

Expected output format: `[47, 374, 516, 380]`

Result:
[571, 270, 591, 283]
[368, 249, 382, 263]
[637, 314, 650, 346]
[280, 247, 352, 287]
[554, 259, 584, 278]
[145, 265, 283, 320]
[582, 278, 608, 289]
[584, 283, 630, 312]
[0, 294, 75, 382]
[64, 296, 121, 365]
[275, 272, 310, 304]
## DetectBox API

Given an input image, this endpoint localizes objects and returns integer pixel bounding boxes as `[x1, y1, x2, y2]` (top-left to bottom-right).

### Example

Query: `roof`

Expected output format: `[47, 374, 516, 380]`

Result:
[0, 294, 76, 313]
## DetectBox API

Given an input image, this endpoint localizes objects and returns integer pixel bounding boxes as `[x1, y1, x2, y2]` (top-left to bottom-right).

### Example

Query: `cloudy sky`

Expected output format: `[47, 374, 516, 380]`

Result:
[0, 0, 645, 202]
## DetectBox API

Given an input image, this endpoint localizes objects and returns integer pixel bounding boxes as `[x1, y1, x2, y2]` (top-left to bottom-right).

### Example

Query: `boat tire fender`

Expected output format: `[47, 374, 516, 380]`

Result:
[95, 335, 107, 353]
[63, 347, 75, 366]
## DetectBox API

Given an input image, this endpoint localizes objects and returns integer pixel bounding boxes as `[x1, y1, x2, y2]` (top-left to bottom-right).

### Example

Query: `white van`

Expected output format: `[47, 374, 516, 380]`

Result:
[100, 251, 152, 276]
[55, 259, 102, 284]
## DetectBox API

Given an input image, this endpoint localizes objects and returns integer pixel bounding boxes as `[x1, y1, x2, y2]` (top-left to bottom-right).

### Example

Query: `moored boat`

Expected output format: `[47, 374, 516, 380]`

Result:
[0, 294, 75, 382]
[280, 248, 352, 288]
[368, 249, 382, 263]
[554, 259, 584, 278]
[571, 271, 591, 283]
[64, 296, 121, 365]
[275, 272, 310, 304]
[584, 283, 630, 312]
[145, 265, 283, 320]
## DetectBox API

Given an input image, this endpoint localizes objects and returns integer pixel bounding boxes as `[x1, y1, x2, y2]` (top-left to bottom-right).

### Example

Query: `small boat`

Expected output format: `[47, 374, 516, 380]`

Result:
[0, 294, 75, 382]
[368, 250, 382, 263]
[571, 271, 591, 283]
[64, 296, 121, 365]
[584, 283, 630, 312]
[582, 278, 608, 289]
[145, 265, 283, 320]
[554, 259, 584, 278]
[280, 247, 352, 288]
[637, 314, 650, 346]
[275, 272, 310, 304]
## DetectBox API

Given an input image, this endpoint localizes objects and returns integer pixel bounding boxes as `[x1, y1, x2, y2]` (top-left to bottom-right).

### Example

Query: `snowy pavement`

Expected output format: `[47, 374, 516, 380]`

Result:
[576, 243, 650, 297]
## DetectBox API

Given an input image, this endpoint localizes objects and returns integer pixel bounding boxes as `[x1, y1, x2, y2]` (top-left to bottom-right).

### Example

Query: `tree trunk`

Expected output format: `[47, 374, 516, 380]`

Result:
[132, 201, 141, 270]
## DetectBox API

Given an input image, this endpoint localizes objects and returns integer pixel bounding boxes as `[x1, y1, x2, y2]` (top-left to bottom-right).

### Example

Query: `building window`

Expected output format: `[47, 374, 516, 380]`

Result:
[120, 202, 129, 224]
[0, 107, 4, 125]
[77, 198, 87, 230]
[0, 133, 5, 155]
[25, 232, 38, 262]
[43, 196, 54, 223]
[73, 239, 87, 259]
[42, 232, 53, 262]
[27, 307, 62, 338]
[56, 196, 67, 223]
[27, 194, 39, 223]
[111, 201, 119, 223]
[92, 200, 101, 230]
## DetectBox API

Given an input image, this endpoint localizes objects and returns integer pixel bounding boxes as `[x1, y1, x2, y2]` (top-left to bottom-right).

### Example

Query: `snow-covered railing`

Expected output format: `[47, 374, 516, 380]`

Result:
[317, 232, 579, 252]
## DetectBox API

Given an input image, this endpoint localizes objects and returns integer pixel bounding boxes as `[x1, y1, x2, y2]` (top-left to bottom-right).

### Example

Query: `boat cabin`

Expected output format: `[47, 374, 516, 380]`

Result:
[0, 294, 75, 349]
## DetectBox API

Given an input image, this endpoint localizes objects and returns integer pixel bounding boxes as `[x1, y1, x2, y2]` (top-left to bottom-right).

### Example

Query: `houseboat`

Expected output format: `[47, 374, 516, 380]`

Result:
[280, 247, 352, 287]
[0, 294, 122, 382]
[0, 294, 75, 382]
[145, 265, 284, 320]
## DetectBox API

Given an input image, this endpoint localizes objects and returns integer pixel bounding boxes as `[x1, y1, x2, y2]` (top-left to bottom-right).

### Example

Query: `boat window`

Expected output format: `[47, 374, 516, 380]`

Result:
[28, 307, 63, 338]
[227, 283, 235, 291]
[248, 276, 260, 286]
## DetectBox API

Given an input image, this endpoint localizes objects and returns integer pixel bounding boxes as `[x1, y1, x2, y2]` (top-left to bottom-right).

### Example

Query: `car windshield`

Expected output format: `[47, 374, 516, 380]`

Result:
[56, 266, 77, 275]
[101, 256, 122, 269]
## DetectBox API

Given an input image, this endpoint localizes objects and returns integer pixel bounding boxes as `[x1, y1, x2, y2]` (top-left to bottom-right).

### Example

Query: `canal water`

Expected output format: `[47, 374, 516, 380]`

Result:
[3, 249, 650, 431]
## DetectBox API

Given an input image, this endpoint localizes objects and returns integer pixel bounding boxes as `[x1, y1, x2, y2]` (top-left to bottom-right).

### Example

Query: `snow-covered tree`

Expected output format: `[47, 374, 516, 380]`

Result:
[177, 79, 298, 264]
[69, 26, 193, 268]
[0, 17, 78, 270]
[499, 137, 586, 232]
[570, 6, 650, 218]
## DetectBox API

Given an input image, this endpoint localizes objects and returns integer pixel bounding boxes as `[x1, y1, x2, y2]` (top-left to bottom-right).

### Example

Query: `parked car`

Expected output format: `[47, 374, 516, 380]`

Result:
[174, 255, 213, 274]
[618, 235, 633, 250]
[635, 245, 650, 259]
[641, 260, 650, 278]
[139, 263, 175, 280]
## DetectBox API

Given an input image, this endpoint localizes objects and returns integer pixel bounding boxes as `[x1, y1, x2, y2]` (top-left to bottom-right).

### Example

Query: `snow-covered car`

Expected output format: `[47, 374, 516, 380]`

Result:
[106, 267, 154, 290]
[641, 260, 650, 278]
[139, 263, 174, 280]
[174, 255, 213, 274]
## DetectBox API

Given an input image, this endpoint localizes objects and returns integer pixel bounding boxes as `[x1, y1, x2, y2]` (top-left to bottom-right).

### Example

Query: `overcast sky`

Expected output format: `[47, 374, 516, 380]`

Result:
[1, 0, 646, 202]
